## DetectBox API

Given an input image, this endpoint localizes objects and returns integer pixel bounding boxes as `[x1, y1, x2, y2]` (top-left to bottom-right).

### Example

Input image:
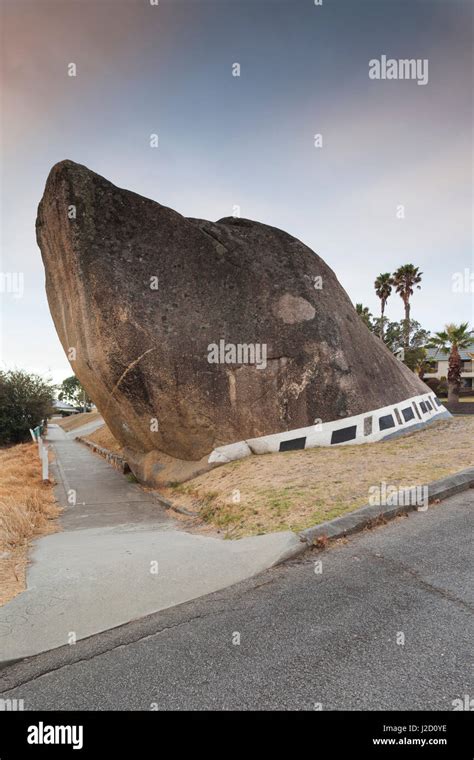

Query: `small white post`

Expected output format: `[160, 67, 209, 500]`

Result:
[42, 444, 49, 482]
[38, 435, 43, 460]
[29, 428, 36, 442]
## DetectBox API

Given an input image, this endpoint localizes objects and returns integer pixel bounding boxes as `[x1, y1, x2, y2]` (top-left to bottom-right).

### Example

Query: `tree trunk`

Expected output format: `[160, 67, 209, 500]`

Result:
[380, 302, 385, 339]
[403, 299, 410, 349]
[447, 344, 462, 404]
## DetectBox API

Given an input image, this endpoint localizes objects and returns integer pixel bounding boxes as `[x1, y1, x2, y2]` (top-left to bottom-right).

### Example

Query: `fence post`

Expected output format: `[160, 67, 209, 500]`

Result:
[29, 428, 36, 442]
[42, 444, 49, 482]
[38, 435, 43, 460]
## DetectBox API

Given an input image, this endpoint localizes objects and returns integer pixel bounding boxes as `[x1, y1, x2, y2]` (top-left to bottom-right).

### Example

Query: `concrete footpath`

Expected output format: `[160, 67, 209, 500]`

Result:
[0, 425, 300, 663]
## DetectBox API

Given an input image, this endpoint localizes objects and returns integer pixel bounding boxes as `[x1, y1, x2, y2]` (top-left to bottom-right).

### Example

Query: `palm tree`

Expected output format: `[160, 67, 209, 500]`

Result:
[392, 265, 423, 349]
[415, 348, 435, 380]
[355, 303, 373, 330]
[427, 322, 471, 403]
[374, 273, 393, 340]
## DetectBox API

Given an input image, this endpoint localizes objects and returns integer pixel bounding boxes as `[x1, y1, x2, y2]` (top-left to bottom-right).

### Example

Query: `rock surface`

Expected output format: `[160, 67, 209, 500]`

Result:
[37, 160, 429, 482]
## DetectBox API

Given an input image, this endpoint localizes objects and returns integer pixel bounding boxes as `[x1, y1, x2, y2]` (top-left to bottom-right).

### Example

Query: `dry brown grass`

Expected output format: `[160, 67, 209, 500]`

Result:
[0, 442, 61, 605]
[79, 416, 474, 539]
[162, 417, 474, 538]
[87, 424, 123, 453]
[56, 411, 101, 432]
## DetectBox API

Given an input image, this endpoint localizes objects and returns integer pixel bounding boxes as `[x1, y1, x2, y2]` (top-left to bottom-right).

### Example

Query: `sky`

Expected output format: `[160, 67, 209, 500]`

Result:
[0, 0, 472, 385]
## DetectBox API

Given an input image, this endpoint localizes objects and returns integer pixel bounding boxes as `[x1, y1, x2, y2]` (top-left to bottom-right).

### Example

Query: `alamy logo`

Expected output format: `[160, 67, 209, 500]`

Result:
[452, 694, 474, 711]
[207, 340, 267, 370]
[369, 55, 428, 85]
[27, 722, 83, 750]
[368, 482, 428, 508]
[0, 271, 24, 298]
[0, 698, 24, 710]
[452, 268, 474, 293]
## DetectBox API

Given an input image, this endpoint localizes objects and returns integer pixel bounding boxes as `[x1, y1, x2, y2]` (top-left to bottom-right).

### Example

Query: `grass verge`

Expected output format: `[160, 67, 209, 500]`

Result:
[86, 424, 123, 453]
[162, 417, 474, 538]
[55, 411, 101, 432]
[0, 442, 61, 605]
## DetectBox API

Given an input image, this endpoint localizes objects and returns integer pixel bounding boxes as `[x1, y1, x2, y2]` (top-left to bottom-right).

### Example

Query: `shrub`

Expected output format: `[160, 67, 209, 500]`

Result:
[424, 377, 440, 393]
[0, 370, 55, 445]
[437, 376, 448, 397]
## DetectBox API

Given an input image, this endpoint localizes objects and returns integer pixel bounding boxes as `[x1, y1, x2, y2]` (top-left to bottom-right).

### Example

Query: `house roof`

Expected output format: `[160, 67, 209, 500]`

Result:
[425, 341, 474, 361]
[53, 400, 78, 410]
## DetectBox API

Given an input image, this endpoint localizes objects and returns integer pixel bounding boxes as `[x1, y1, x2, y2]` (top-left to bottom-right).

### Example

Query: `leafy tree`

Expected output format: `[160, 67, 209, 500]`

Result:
[382, 319, 431, 372]
[392, 265, 423, 349]
[374, 273, 393, 339]
[404, 346, 436, 378]
[355, 303, 374, 331]
[58, 375, 91, 411]
[383, 319, 430, 354]
[415, 349, 436, 380]
[427, 323, 472, 403]
[0, 370, 55, 445]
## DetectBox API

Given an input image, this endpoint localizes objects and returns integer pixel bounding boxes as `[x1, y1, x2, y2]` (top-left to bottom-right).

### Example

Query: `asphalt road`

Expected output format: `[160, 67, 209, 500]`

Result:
[1, 490, 472, 710]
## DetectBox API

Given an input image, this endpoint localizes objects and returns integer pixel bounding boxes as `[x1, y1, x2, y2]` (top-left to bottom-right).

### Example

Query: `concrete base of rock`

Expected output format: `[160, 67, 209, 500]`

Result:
[124, 447, 218, 486]
[124, 393, 450, 486]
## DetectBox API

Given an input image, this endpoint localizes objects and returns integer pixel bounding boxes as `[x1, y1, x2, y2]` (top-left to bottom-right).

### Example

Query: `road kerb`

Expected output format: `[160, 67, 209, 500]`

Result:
[297, 466, 474, 550]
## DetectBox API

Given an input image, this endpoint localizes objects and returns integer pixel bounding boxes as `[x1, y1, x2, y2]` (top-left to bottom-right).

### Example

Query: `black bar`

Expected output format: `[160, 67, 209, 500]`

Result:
[0, 711, 471, 757]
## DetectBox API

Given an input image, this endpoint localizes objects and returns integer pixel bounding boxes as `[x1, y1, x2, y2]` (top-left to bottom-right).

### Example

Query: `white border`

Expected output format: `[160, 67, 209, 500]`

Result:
[208, 392, 449, 463]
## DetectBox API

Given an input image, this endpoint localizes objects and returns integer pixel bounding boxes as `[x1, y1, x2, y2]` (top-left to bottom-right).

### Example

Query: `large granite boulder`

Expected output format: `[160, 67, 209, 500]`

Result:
[37, 160, 434, 483]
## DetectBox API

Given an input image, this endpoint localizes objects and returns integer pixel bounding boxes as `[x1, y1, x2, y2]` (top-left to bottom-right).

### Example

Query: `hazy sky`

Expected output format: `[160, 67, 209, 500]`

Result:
[1, 0, 472, 384]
